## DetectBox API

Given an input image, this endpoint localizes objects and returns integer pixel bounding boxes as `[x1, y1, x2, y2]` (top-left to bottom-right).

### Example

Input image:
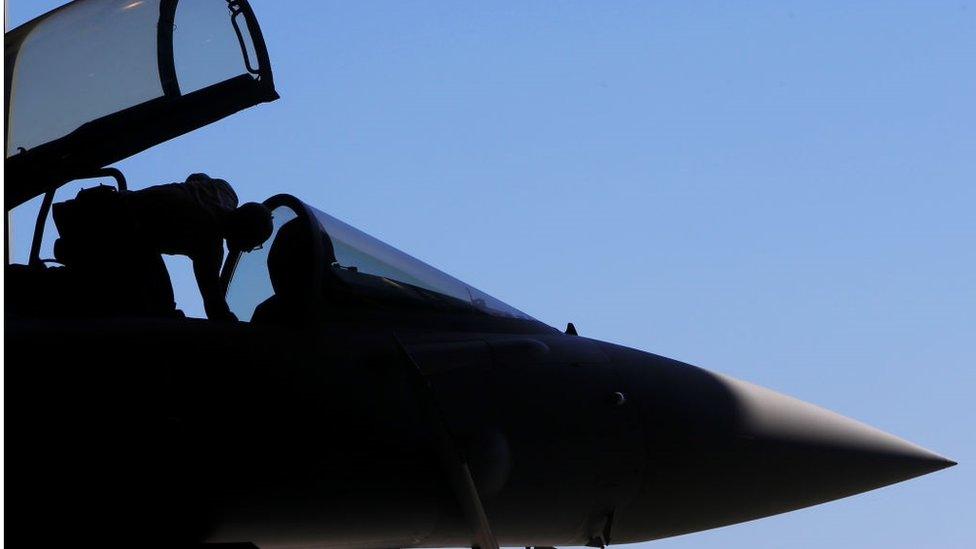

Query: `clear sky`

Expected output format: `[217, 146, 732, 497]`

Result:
[7, 1, 973, 547]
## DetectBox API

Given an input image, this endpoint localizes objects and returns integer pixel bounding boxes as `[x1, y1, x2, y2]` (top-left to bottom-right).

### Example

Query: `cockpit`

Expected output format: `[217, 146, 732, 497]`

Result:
[5, 0, 540, 330]
[224, 196, 534, 324]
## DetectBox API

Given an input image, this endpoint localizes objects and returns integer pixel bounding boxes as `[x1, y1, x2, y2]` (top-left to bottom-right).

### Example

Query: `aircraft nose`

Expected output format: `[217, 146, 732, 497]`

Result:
[718, 372, 954, 472]
[605, 345, 955, 543]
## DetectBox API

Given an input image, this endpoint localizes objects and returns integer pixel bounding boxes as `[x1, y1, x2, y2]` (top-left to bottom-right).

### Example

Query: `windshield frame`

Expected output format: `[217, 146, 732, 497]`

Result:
[220, 193, 318, 298]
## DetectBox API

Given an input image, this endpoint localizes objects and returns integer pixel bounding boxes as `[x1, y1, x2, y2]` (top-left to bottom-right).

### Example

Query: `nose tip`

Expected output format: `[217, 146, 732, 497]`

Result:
[608, 349, 954, 544]
[720, 373, 956, 477]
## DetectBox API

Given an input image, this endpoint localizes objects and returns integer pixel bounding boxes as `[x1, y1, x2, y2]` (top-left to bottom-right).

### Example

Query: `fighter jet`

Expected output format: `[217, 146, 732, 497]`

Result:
[4, 1, 955, 548]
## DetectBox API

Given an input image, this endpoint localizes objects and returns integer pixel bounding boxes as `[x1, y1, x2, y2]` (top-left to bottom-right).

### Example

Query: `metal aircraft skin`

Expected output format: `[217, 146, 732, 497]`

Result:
[4, 1, 955, 548]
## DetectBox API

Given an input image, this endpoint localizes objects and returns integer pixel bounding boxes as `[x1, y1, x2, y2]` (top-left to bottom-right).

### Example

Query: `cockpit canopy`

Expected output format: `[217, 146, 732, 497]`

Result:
[225, 197, 534, 323]
[314, 206, 533, 320]
[5, 0, 277, 208]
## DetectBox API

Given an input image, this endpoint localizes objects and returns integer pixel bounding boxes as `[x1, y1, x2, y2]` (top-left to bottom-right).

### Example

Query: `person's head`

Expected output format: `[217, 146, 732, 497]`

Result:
[225, 202, 273, 252]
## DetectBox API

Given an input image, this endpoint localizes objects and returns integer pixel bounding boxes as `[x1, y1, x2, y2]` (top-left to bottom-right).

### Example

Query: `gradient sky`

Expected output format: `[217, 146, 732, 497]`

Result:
[7, 1, 973, 547]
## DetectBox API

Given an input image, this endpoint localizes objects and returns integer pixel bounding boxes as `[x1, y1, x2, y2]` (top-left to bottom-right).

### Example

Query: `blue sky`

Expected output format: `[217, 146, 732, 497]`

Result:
[8, 1, 973, 547]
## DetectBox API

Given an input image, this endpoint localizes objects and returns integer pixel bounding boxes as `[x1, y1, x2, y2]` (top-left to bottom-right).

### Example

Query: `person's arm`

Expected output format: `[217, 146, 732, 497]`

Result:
[192, 247, 237, 322]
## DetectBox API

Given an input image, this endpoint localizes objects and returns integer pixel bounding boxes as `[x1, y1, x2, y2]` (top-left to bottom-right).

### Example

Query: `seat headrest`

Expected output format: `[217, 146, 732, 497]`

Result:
[267, 219, 316, 299]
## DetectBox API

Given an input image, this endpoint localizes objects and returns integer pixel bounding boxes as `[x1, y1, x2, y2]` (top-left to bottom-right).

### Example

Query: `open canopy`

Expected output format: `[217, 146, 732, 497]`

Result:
[4, 0, 277, 208]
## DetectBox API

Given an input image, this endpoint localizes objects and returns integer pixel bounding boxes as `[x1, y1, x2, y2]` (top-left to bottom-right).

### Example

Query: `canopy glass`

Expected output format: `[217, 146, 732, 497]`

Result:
[5, 0, 276, 207]
[225, 199, 534, 323]
[311, 206, 534, 320]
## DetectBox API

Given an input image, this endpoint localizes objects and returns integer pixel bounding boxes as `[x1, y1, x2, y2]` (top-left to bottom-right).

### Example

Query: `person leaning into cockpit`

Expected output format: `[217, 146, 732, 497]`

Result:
[117, 173, 274, 321]
[54, 173, 273, 320]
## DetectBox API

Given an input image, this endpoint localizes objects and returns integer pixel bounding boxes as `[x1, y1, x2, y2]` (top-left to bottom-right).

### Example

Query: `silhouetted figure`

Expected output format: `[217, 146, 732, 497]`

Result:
[54, 174, 272, 320]
[252, 218, 319, 325]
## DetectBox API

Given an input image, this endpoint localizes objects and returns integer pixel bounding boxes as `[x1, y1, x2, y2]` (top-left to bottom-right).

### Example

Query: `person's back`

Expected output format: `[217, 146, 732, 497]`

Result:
[121, 174, 238, 260]
[53, 173, 272, 321]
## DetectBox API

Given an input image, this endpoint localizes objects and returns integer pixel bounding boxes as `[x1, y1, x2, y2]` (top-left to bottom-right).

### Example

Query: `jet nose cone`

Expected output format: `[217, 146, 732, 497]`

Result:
[606, 347, 955, 543]
[720, 373, 956, 478]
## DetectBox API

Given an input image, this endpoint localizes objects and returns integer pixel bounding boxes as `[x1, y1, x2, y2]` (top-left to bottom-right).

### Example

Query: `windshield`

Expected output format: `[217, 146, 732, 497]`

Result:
[224, 199, 535, 323]
[310, 206, 533, 320]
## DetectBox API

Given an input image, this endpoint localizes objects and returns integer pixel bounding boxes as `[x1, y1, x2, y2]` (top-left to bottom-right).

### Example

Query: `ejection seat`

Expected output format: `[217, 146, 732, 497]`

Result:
[6, 169, 180, 319]
[252, 218, 323, 325]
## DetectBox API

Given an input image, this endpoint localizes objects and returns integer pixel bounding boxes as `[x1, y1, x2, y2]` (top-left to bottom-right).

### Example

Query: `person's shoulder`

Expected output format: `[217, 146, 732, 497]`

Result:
[184, 173, 239, 209]
[208, 177, 239, 207]
[185, 173, 228, 190]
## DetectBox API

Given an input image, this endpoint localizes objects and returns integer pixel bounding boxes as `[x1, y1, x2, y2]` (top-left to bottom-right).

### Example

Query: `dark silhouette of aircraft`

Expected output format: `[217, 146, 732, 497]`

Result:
[4, 1, 955, 548]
